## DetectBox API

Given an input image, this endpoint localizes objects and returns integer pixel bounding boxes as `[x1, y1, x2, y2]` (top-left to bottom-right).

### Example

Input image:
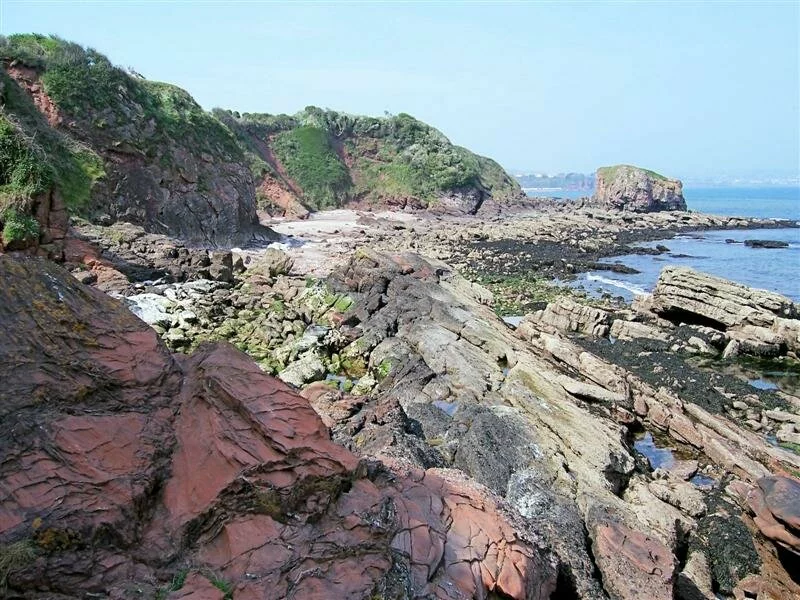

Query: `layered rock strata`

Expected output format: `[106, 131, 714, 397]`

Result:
[593, 165, 687, 212]
[0, 256, 557, 599]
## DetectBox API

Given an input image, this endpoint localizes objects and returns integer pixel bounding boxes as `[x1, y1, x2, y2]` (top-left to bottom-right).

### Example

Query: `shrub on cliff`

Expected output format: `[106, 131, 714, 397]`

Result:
[0, 69, 104, 216]
[0, 33, 523, 232]
[272, 125, 351, 210]
[0, 114, 52, 203]
[1, 34, 264, 246]
[1, 208, 39, 246]
[0, 34, 242, 160]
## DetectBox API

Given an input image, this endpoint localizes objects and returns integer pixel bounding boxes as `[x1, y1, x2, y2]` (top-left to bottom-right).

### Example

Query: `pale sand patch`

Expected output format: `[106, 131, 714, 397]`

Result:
[245, 209, 422, 277]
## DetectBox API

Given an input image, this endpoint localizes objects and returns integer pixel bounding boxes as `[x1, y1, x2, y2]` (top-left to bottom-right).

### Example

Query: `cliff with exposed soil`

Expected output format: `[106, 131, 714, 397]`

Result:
[0, 36, 276, 249]
[0, 34, 523, 254]
[216, 107, 524, 217]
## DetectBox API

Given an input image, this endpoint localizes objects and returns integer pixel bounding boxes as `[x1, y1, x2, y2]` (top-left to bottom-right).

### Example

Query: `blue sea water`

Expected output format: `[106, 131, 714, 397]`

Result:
[684, 185, 800, 220]
[570, 185, 800, 302]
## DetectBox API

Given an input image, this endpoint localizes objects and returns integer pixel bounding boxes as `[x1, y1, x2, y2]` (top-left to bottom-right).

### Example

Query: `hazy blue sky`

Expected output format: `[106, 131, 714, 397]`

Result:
[2, 1, 798, 178]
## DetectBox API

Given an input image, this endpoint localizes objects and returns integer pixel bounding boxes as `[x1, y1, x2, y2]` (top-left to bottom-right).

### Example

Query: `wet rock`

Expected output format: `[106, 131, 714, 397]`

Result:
[691, 507, 761, 596]
[744, 239, 789, 249]
[648, 480, 706, 517]
[662, 459, 699, 481]
[122, 292, 175, 326]
[737, 476, 800, 556]
[276, 352, 325, 387]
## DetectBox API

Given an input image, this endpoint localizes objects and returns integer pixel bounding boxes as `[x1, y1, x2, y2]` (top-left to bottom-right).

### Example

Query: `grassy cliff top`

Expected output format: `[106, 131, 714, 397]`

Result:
[0, 34, 243, 159]
[597, 164, 669, 182]
[219, 106, 521, 208]
[0, 34, 522, 215]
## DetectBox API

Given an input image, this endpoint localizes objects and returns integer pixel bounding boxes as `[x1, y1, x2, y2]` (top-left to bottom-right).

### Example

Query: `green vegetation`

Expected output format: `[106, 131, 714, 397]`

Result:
[376, 359, 392, 381]
[0, 73, 105, 213]
[1, 34, 128, 112]
[1, 208, 39, 245]
[0, 41, 109, 222]
[0, 540, 36, 586]
[467, 271, 582, 316]
[139, 80, 242, 157]
[779, 441, 800, 455]
[221, 106, 521, 209]
[597, 164, 668, 182]
[272, 126, 351, 210]
[0, 33, 522, 227]
[0, 34, 242, 159]
[333, 295, 353, 313]
[154, 569, 189, 600]
[473, 154, 523, 201]
[352, 153, 424, 199]
[0, 115, 52, 203]
[340, 111, 482, 202]
[208, 573, 234, 599]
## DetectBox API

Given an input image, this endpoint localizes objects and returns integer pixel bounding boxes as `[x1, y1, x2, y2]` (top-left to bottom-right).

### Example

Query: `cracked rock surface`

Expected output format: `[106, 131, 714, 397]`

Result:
[0, 256, 556, 599]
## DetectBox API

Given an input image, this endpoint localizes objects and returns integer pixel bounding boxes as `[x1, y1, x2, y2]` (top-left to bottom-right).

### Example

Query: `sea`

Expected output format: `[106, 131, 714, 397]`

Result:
[560, 185, 800, 302]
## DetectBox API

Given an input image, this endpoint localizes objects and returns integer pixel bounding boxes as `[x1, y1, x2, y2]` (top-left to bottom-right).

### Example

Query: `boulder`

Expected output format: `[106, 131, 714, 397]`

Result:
[593, 165, 686, 212]
[610, 319, 673, 343]
[649, 266, 797, 328]
[588, 517, 677, 600]
[645, 266, 799, 355]
[528, 298, 613, 337]
[252, 247, 294, 277]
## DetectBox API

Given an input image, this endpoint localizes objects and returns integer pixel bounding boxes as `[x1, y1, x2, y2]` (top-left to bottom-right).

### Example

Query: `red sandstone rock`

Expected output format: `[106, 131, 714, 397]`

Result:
[759, 476, 800, 531]
[735, 476, 800, 556]
[0, 256, 556, 598]
[590, 519, 677, 600]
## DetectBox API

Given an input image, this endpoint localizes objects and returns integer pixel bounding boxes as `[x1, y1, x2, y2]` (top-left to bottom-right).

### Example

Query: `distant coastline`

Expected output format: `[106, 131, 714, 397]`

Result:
[521, 182, 800, 220]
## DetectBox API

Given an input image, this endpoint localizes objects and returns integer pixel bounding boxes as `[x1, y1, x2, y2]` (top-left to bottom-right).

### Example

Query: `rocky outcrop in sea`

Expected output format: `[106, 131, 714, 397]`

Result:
[593, 165, 687, 212]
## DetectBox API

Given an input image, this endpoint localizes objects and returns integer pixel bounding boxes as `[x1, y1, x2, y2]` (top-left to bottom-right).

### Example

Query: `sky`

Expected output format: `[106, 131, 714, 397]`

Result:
[1, 1, 798, 179]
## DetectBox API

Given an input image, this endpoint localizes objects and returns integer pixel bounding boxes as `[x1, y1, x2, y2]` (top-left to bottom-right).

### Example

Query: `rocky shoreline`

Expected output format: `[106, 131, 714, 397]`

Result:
[2, 207, 799, 599]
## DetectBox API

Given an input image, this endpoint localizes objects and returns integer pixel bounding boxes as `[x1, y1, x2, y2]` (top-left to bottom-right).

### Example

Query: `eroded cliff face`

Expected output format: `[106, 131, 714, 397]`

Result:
[0, 256, 557, 599]
[0, 35, 526, 253]
[0, 35, 277, 249]
[216, 108, 526, 217]
[593, 165, 687, 212]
